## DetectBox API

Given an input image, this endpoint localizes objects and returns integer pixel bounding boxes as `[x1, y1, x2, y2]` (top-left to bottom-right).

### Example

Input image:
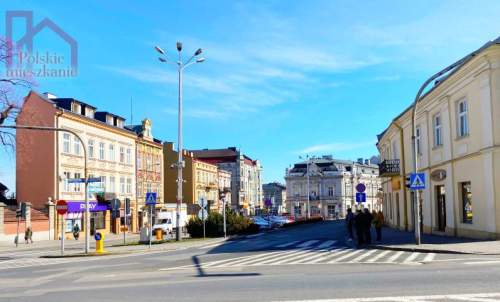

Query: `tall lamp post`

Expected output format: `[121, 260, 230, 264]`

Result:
[410, 53, 476, 245]
[155, 42, 205, 241]
[299, 155, 311, 219]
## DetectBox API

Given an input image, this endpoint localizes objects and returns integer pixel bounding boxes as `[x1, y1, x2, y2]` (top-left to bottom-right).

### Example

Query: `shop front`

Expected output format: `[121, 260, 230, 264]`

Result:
[57, 201, 111, 239]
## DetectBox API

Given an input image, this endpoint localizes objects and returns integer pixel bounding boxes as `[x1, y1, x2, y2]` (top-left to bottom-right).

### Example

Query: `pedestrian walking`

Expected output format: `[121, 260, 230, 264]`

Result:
[345, 208, 354, 240]
[24, 226, 33, 244]
[374, 210, 384, 241]
[72, 223, 80, 240]
[354, 209, 365, 247]
[363, 208, 373, 245]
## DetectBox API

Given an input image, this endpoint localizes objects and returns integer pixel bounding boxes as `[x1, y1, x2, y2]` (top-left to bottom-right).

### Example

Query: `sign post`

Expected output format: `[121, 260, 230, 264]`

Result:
[145, 192, 157, 248]
[56, 200, 68, 256]
[198, 197, 207, 239]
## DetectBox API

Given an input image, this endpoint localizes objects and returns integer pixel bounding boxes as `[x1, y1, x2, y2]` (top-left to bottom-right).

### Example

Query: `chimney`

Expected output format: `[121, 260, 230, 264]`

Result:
[365, 159, 370, 165]
[357, 158, 363, 164]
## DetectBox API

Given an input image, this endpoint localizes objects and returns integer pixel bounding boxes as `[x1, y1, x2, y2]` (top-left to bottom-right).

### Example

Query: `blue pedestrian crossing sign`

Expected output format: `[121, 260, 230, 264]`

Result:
[355, 192, 366, 203]
[145, 192, 157, 205]
[410, 173, 426, 190]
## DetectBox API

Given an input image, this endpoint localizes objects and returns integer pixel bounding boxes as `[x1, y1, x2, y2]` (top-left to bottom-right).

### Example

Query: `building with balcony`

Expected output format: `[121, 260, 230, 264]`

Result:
[377, 37, 500, 239]
[285, 156, 381, 219]
[17, 91, 137, 237]
[217, 169, 232, 213]
[190, 147, 263, 215]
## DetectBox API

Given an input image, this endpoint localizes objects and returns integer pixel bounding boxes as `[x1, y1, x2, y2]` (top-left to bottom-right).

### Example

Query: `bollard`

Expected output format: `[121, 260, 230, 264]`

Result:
[95, 232, 105, 253]
[155, 229, 163, 240]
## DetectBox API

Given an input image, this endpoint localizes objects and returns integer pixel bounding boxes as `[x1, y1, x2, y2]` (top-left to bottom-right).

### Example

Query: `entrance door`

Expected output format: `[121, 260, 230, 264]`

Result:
[436, 185, 446, 232]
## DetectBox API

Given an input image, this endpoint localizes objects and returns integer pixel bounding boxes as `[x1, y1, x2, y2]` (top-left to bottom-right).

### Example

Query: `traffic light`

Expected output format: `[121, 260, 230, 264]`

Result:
[95, 192, 106, 203]
[20, 202, 27, 218]
[405, 176, 411, 189]
[125, 198, 130, 215]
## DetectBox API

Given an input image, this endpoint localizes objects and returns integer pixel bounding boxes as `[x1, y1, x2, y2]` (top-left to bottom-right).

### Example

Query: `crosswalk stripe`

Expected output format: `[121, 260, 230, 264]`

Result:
[350, 249, 378, 262]
[387, 251, 404, 262]
[317, 240, 337, 249]
[366, 250, 391, 263]
[403, 252, 420, 263]
[310, 248, 350, 264]
[297, 240, 319, 248]
[270, 250, 316, 265]
[422, 253, 436, 262]
[275, 241, 300, 248]
[207, 250, 285, 267]
[289, 248, 344, 264]
[328, 249, 362, 263]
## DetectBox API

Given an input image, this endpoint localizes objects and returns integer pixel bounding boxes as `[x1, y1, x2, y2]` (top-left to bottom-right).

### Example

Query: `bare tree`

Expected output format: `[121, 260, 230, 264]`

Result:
[0, 37, 33, 150]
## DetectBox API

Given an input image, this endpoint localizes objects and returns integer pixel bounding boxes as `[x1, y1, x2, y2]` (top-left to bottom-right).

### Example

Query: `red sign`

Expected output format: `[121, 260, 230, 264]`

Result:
[56, 200, 68, 215]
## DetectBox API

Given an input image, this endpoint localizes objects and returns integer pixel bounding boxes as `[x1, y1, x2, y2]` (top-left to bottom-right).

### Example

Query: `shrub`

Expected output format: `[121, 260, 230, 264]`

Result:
[187, 211, 259, 238]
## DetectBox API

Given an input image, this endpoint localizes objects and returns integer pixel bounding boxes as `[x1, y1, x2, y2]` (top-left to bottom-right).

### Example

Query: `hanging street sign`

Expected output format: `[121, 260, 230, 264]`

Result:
[67, 177, 102, 184]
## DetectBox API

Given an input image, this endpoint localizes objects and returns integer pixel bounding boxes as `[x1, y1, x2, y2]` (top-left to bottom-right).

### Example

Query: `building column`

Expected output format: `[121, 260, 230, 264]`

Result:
[0, 202, 5, 236]
[47, 198, 56, 240]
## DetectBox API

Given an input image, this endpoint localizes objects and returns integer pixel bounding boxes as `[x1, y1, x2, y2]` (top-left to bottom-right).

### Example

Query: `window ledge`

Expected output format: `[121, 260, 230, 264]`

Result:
[432, 145, 443, 151]
[455, 134, 470, 142]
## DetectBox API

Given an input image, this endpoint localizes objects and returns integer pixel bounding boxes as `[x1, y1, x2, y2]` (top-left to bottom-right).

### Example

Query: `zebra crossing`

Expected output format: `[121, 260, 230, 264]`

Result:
[0, 257, 75, 270]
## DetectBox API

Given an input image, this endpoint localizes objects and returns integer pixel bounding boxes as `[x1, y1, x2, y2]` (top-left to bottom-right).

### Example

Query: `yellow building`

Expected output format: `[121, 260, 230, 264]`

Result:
[377, 37, 500, 239]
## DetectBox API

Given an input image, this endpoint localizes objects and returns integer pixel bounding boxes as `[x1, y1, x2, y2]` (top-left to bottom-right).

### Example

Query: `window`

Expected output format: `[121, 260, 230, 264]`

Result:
[416, 126, 422, 155]
[126, 148, 131, 164]
[146, 182, 152, 194]
[119, 147, 125, 163]
[109, 144, 115, 161]
[99, 142, 105, 160]
[120, 177, 125, 194]
[74, 172, 81, 192]
[88, 139, 94, 158]
[101, 176, 106, 191]
[328, 186, 334, 197]
[63, 133, 70, 153]
[392, 140, 399, 159]
[73, 136, 80, 155]
[461, 182, 473, 224]
[63, 171, 71, 191]
[137, 152, 142, 169]
[457, 99, 469, 137]
[109, 176, 115, 193]
[126, 178, 132, 194]
[91, 212, 106, 230]
[433, 114, 443, 147]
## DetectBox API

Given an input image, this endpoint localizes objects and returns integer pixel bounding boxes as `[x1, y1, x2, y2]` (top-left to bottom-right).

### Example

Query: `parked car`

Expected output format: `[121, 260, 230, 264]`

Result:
[268, 215, 293, 226]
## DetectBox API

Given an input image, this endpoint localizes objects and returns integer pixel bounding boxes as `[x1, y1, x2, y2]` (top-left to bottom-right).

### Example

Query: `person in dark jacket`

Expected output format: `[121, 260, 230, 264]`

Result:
[363, 208, 373, 245]
[354, 209, 365, 247]
[345, 208, 354, 240]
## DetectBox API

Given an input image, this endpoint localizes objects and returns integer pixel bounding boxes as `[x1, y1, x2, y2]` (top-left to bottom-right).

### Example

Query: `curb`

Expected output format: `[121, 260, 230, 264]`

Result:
[370, 244, 500, 256]
[40, 251, 128, 258]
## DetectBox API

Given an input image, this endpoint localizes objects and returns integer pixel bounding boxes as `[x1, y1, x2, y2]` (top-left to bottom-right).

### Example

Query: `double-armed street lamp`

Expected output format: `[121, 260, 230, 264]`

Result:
[154, 42, 205, 241]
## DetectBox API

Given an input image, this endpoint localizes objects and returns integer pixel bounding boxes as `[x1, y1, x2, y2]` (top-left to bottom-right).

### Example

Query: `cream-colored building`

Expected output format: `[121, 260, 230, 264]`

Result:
[377, 37, 500, 239]
[194, 159, 219, 212]
[17, 91, 137, 236]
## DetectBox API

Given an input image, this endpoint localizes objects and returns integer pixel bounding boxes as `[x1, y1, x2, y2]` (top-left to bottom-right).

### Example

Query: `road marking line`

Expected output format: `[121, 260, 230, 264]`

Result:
[275, 241, 300, 248]
[366, 250, 391, 263]
[403, 252, 420, 263]
[328, 249, 362, 263]
[422, 253, 436, 262]
[317, 240, 337, 249]
[288, 248, 343, 264]
[211, 250, 291, 267]
[246, 233, 265, 238]
[297, 240, 319, 248]
[351, 250, 378, 262]
[464, 260, 500, 265]
[387, 251, 404, 263]
[270, 250, 315, 265]
[271, 292, 500, 302]
[310, 248, 350, 264]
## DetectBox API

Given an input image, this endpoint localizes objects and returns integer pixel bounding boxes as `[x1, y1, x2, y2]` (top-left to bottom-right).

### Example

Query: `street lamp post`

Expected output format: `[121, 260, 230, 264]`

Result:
[299, 155, 311, 219]
[0, 125, 90, 253]
[155, 43, 204, 241]
[410, 54, 475, 245]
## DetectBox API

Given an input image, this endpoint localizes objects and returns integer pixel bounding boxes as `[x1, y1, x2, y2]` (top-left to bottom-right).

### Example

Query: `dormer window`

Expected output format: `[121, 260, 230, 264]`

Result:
[106, 115, 114, 125]
[116, 119, 124, 128]
[85, 108, 95, 118]
[71, 102, 81, 114]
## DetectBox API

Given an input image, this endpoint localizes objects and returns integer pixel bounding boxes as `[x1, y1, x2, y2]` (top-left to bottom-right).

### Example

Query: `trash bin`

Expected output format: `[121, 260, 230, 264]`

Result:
[155, 229, 163, 240]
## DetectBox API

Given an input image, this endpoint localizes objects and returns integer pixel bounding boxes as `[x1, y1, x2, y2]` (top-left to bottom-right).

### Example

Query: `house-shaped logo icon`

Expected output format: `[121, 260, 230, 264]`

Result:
[5, 10, 78, 72]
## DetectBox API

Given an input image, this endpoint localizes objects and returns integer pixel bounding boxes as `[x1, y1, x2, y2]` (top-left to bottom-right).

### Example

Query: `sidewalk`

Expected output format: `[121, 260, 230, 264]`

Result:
[371, 227, 500, 255]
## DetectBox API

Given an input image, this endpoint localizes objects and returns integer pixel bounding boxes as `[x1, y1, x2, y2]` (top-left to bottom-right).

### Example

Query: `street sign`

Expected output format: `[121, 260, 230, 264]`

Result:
[56, 200, 68, 215]
[198, 197, 207, 209]
[355, 192, 366, 203]
[145, 192, 157, 205]
[67, 177, 102, 184]
[198, 209, 208, 221]
[410, 173, 426, 190]
[356, 183, 366, 193]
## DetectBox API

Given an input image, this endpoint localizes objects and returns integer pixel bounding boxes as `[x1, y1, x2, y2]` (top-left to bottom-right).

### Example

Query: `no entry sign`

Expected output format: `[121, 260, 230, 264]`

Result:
[56, 200, 68, 215]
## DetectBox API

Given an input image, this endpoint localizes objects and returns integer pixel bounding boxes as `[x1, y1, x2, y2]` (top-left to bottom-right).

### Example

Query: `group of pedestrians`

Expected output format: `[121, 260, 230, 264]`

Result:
[345, 207, 384, 247]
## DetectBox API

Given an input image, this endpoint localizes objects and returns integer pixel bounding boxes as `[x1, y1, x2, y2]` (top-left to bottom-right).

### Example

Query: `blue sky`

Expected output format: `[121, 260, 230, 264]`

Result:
[1, 0, 500, 194]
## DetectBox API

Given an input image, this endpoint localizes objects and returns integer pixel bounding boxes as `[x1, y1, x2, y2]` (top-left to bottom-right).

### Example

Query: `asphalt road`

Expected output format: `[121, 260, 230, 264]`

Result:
[1, 221, 500, 302]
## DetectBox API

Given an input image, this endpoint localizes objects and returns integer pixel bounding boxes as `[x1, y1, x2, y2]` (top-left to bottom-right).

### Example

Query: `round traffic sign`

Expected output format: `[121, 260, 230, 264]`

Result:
[355, 183, 366, 193]
[56, 200, 68, 215]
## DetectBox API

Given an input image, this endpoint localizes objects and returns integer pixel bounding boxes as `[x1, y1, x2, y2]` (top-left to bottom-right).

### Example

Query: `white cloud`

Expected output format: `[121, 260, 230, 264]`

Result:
[296, 141, 376, 154]
[369, 75, 401, 82]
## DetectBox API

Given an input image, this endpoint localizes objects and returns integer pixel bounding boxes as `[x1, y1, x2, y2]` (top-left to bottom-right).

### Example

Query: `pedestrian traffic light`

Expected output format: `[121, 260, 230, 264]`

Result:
[20, 202, 27, 218]
[125, 198, 130, 215]
[405, 176, 411, 189]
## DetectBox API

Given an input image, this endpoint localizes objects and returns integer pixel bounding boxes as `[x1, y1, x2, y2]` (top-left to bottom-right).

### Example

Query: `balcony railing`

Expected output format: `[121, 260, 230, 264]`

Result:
[379, 159, 400, 177]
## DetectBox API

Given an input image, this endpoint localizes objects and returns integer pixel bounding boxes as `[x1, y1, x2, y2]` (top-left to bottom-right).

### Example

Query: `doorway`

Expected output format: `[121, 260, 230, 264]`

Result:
[436, 185, 446, 232]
